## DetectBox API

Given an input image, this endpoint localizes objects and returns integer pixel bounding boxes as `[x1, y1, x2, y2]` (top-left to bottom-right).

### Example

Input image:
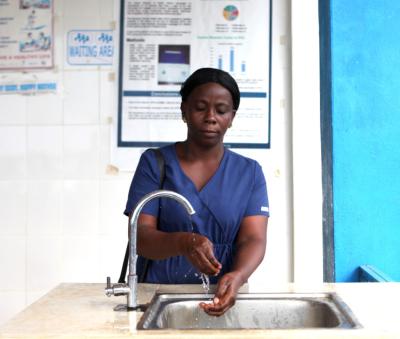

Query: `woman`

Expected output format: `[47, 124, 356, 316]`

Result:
[124, 68, 269, 316]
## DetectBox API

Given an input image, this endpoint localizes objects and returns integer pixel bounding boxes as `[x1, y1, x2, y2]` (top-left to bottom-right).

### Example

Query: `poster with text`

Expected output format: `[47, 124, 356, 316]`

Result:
[118, 0, 271, 148]
[0, 0, 53, 70]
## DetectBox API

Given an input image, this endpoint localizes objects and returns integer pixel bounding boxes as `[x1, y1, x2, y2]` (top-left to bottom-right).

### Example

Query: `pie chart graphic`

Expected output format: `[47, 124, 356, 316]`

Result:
[223, 5, 239, 21]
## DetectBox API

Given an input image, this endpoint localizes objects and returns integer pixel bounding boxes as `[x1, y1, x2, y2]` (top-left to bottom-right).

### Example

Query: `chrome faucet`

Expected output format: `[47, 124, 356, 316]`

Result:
[105, 190, 195, 310]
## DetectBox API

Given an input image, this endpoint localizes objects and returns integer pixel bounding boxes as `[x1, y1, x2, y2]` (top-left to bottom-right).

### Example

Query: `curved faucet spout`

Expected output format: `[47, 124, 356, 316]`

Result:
[127, 190, 195, 308]
[129, 189, 195, 276]
[105, 190, 195, 310]
[131, 190, 195, 223]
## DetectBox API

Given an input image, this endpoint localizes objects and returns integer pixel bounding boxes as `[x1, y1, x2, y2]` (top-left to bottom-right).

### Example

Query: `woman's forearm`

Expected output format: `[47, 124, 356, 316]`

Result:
[136, 223, 222, 276]
[137, 225, 188, 259]
[231, 238, 266, 284]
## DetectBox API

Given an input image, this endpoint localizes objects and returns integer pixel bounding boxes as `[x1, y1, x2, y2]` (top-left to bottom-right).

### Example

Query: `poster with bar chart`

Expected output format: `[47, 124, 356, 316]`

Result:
[118, 0, 271, 148]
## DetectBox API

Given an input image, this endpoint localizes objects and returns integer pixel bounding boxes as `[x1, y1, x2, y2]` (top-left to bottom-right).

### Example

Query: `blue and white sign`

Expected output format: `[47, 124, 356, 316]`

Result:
[0, 81, 57, 95]
[67, 30, 114, 65]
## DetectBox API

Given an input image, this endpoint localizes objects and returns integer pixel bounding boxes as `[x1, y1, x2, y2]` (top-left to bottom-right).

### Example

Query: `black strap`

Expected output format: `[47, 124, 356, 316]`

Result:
[118, 149, 165, 284]
[153, 148, 165, 185]
[118, 243, 130, 283]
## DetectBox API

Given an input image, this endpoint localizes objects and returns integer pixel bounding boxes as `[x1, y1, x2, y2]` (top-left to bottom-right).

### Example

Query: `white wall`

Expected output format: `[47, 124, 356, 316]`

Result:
[247, 0, 293, 285]
[0, 0, 129, 325]
[0, 0, 322, 326]
[291, 0, 323, 283]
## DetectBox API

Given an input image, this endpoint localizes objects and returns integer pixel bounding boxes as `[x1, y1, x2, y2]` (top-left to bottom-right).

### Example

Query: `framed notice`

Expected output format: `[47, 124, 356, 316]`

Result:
[118, 0, 272, 148]
[0, 0, 54, 70]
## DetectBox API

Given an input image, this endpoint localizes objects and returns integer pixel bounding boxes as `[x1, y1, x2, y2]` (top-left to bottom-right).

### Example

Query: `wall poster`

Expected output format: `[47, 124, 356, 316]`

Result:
[118, 0, 271, 148]
[0, 0, 53, 70]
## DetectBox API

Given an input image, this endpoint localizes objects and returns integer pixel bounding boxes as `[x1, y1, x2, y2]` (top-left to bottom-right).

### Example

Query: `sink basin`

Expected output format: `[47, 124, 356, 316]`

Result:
[137, 293, 361, 330]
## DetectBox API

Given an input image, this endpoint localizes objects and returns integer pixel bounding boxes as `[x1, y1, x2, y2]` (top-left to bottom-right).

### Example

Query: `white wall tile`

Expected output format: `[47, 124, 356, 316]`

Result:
[27, 126, 63, 179]
[99, 179, 128, 235]
[53, 9, 65, 68]
[62, 236, 100, 282]
[0, 181, 26, 236]
[53, 0, 64, 17]
[26, 236, 63, 291]
[63, 71, 99, 124]
[0, 0, 127, 325]
[99, 71, 117, 124]
[99, 0, 116, 19]
[99, 234, 126, 283]
[0, 237, 26, 290]
[0, 291, 26, 327]
[26, 90, 63, 125]
[27, 180, 62, 236]
[62, 180, 99, 236]
[0, 127, 26, 179]
[99, 125, 111, 176]
[63, 125, 99, 178]
[63, 0, 102, 18]
[0, 95, 27, 125]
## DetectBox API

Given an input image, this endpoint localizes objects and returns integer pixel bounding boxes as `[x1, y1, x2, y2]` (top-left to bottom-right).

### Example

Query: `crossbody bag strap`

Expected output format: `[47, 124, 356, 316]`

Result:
[153, 148, 165, 185]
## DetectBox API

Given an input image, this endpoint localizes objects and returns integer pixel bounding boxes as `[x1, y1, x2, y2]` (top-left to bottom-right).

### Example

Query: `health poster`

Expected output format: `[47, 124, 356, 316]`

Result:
[0, 0, 53, 70]
[118, 0, 271, 148]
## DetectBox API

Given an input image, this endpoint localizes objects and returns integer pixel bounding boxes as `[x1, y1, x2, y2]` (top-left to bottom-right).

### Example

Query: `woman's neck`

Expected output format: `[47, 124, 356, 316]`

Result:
[177, 140, 225, 163]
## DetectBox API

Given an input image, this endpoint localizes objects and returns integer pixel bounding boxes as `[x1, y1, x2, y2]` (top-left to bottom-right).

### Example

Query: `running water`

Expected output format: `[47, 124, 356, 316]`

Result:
[189, 222, 215, 328]
[191, 222, 211, 297]
[200, 273, 210, 295]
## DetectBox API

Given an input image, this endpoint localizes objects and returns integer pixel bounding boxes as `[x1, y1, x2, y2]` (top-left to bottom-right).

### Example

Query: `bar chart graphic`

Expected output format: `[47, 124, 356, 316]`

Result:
[214, 47, 246, 74]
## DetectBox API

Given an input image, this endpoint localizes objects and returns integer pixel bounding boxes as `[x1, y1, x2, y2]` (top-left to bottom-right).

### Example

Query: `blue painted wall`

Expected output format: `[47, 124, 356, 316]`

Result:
[331, 0, 400, 281]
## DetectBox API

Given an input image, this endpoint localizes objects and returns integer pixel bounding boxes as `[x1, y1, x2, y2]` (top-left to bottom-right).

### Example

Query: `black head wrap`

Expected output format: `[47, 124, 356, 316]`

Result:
[179, 68, 240, 110]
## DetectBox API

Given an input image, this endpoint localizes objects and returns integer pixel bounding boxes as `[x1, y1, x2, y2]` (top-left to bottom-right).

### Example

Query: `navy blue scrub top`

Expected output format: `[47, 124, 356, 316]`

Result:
[124, 144, 269, 284]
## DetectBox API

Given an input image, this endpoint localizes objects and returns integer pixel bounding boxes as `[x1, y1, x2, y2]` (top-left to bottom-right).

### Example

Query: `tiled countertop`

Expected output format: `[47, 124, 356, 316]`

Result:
[0, 282, 399, 338]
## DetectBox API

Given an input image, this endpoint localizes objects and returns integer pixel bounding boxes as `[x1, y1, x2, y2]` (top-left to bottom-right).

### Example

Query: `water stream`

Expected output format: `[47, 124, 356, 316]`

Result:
[190, 221, 211, 295]
[200, 273, 210, 295]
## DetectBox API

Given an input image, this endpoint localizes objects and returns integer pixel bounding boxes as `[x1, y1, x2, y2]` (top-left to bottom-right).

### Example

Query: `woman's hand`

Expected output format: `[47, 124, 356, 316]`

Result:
[199, 271, 244, 316]
[181, 233, 222, 276]
[199, 215, 268, 316]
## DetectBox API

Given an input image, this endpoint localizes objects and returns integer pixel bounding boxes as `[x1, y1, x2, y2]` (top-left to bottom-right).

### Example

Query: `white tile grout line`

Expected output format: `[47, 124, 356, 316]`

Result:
[24, 95, 28, 308]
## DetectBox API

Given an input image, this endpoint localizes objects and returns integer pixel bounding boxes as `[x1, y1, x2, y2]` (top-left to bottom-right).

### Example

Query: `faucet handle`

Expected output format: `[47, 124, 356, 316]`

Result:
[105, 276, 113, 297]
[105, 276, 130, 297]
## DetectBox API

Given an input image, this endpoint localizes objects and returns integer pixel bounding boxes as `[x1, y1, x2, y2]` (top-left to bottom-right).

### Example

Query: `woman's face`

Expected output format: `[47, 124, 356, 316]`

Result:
[181, 82, 236, 147]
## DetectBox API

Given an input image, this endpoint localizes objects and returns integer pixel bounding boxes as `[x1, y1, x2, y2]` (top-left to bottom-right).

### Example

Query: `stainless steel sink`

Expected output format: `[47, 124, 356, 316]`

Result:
[137, 293, 361, 330]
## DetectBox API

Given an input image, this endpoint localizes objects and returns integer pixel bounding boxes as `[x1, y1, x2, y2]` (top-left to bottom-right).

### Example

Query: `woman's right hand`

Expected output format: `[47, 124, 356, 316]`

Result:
[180, 233, 222, 276]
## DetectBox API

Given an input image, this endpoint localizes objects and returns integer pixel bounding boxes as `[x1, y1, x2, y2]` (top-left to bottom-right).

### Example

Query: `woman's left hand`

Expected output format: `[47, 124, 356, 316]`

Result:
[199, 271, 244, 316]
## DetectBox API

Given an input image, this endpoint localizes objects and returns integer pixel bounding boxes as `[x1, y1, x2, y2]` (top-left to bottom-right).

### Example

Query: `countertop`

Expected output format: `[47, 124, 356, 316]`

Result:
[0, 282, 399, 338]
